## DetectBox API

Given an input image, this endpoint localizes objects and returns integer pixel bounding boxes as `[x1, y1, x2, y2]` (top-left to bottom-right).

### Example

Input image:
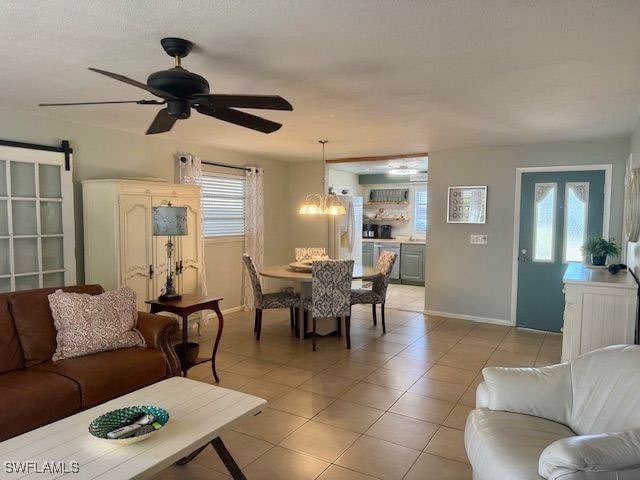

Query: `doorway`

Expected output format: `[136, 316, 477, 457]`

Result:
[326, 156, 428, 313]
[513, 166, 610, 331]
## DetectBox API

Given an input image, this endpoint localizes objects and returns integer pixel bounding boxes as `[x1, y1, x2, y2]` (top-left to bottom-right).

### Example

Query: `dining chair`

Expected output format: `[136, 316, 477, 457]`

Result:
[350, 251, 397, 333]
[242, 254, 299, 341]
[301, 259, 354, 351]
[294, 247, 328, 262]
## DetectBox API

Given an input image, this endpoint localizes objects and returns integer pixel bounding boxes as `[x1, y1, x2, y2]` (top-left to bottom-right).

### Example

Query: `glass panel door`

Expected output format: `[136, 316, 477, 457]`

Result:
[0, 146, 75, 291]
[533, 183, 557, 262]
[564, 183, 589, 262]
[517, 170, 606, 331]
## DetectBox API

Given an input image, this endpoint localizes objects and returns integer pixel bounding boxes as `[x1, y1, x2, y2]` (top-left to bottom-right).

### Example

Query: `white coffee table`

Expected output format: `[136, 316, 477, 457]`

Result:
[0, 377, 266, 479]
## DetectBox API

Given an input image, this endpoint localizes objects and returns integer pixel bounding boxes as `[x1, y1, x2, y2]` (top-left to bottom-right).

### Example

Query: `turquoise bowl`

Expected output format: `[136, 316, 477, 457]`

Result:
[88, 405, 169, 444]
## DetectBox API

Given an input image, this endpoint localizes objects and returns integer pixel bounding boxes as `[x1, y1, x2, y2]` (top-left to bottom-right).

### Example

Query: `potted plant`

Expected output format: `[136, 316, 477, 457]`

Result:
[580, 237, 621, 266]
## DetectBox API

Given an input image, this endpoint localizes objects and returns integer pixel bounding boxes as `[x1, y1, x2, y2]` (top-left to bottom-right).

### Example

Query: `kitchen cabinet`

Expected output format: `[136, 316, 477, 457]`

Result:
[362, 242, 374, 267]
[400, 243, 425, 286]
[561, 263, 638, 362]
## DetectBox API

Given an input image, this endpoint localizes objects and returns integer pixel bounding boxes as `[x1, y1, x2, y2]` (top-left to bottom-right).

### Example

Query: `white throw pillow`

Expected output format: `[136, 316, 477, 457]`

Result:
[48, 286, 145, 361]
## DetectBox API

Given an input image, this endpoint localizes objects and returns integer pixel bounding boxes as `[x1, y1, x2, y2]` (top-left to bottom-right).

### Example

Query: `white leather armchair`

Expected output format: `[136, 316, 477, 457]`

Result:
[464, 345, 640, 480]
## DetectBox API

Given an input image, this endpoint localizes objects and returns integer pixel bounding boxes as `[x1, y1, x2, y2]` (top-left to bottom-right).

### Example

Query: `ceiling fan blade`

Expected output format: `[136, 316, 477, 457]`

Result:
[195, 105, 282, 133]
[39, 100, 164, 106]
[193, 94, 293, 111]
[88, 68, 177, 100]
[146, 108, 177, 135]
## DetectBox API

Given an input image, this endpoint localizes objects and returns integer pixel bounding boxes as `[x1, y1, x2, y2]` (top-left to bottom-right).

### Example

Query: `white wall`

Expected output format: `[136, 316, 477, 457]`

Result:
[327, 168, 364, 197]
[425, 137, 629, 323]
[0, 107, 291, 310]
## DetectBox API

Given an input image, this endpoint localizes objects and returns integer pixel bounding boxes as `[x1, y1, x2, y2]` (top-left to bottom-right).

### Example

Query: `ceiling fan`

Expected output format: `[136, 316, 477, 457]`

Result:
[39, 37, 293, 134]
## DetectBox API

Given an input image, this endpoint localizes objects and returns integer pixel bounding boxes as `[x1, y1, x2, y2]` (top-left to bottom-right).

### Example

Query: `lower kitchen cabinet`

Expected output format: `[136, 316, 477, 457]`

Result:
[362, 242, 374, 267]
[400, 243, 425, 286]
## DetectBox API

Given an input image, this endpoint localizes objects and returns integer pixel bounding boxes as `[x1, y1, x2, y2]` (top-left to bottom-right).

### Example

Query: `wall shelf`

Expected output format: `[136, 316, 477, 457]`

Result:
[363, 218, 411, 222]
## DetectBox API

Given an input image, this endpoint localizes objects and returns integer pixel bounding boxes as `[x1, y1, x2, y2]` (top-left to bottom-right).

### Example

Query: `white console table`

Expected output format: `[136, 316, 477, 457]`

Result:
[562, 263, 638, 362]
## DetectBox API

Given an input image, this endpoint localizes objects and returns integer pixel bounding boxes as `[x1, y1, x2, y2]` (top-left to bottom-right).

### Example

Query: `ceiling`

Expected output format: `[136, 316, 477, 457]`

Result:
[329, 157, 428, 175]
[3, 1, 640, 161]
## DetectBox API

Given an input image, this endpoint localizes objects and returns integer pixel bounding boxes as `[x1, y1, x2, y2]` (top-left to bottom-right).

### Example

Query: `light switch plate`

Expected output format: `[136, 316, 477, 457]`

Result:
[470, 234, 487, 245]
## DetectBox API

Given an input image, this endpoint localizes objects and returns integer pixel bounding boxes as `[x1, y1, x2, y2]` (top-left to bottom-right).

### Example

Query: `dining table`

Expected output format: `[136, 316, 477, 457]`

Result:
[259, 263, 379, 338]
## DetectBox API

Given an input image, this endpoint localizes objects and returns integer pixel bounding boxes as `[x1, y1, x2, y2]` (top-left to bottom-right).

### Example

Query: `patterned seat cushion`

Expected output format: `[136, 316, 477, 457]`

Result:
[309, 260, 353, 318]
[243, 254, 299, 310]
[300, 297, 312, 311]
[258, 291, 299, 310]
[350, 252, 398, 307]
[350, 288, 383, 305]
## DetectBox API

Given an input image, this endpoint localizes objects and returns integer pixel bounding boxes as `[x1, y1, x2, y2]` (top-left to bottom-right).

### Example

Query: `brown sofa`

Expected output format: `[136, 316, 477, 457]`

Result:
[0, 284, 180, 441]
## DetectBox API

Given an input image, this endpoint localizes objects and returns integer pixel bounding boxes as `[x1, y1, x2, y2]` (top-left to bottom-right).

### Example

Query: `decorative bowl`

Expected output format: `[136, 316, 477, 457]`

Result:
[88, 405, 169, 445]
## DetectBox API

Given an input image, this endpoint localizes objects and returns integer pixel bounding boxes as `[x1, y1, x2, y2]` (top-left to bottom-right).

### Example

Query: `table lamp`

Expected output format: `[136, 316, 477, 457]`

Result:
[152, 204, 188, 301]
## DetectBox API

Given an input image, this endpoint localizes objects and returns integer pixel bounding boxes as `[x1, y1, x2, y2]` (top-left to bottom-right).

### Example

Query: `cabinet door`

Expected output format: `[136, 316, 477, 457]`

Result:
[119, 194, 153, 311]
[400, 247, 424, 285]
[362, 246, 374, 267]
[177, 196, 202, 295]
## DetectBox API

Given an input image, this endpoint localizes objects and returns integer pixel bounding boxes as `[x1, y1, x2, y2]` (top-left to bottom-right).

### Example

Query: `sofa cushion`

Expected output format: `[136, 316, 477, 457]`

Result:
[465, 408, 575, 480]
[0, 369, 82, 441]
[32, 347, 168, 408]
[569, 345, 640, 435]
[48, 286, 144, 361]
[481, 363, 572, 426]
[9, 284, 104, 367]
[0, 296, 24, 373]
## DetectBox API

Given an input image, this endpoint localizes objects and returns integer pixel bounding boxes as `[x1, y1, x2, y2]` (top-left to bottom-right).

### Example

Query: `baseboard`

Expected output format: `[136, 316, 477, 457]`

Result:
[223, 305, 244, 315]
[423, 309, 512, 326]
[204, 305, 243, 321]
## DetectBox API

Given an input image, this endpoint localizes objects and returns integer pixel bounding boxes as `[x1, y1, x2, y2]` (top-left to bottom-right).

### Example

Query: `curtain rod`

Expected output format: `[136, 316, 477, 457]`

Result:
[202, 160, 252, 172]
[179, 156, 252, 172]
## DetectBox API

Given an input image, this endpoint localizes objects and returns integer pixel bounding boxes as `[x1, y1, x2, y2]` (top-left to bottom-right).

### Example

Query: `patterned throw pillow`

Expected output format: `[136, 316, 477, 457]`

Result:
[48, 286, 145, 361]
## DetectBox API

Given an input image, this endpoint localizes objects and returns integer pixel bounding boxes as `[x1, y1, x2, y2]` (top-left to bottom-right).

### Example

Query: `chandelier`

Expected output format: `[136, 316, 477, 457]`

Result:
[298, 140, 346, 216]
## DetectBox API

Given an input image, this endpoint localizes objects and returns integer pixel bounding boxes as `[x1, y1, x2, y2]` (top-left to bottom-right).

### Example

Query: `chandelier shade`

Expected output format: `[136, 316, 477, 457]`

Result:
[298, 140, 346, 216]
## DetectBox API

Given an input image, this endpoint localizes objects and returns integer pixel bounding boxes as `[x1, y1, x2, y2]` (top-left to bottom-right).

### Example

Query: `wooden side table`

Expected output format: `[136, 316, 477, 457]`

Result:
[146, 294, 224, 382]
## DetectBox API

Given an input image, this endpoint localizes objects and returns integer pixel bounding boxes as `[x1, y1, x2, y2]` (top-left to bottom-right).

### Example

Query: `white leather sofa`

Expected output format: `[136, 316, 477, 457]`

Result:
[464, 345, 640, 480]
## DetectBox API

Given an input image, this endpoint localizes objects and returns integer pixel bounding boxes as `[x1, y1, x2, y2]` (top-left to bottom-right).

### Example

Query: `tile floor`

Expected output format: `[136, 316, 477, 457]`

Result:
[154, 305, 562, 480]
[380, 284, 425, 313]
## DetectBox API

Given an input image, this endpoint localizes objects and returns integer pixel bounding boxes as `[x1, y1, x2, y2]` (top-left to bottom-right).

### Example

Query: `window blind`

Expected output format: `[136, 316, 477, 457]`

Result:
[415, 190, 427, 232]
[201, 173, 245, 237]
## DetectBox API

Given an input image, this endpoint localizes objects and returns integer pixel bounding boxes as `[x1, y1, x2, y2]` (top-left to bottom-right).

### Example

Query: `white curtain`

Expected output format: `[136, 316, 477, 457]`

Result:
[244, 167, 264, 310]
[177, 153, 208, 296]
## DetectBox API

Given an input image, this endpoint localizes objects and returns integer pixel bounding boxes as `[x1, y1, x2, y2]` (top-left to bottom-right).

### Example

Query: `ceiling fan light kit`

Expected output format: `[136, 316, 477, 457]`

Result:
[39, 37, 293, 135]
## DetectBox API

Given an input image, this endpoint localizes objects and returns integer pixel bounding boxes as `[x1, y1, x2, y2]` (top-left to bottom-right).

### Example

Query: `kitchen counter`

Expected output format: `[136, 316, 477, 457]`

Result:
[362, 238, 426, 245]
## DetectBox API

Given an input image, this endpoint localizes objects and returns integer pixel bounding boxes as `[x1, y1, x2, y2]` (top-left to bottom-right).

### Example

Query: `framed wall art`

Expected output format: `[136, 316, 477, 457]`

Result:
[447, 186, 487, 224]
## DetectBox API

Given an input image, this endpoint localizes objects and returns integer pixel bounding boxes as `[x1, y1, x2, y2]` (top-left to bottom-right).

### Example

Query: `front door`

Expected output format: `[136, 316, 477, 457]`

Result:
[516, 170, 606, 331]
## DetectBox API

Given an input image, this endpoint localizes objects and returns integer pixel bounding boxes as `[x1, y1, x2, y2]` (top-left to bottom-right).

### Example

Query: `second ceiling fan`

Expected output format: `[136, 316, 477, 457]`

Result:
[39, 37, 293, 134]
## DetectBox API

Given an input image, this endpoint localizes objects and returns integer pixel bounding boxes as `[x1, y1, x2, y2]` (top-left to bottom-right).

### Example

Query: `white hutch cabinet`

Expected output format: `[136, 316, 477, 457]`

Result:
[82, 179, 202, 311]
[562, 263, 638, 362]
